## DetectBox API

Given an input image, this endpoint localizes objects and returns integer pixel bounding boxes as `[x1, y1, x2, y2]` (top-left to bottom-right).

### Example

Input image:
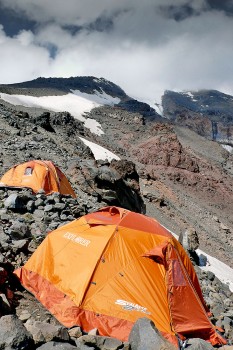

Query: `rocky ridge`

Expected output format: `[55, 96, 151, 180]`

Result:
[0, 80, 233, 265]
[162, 90, 233, 145]
[0, 77, 233, 348]
[0, 87, 233, 266]
[0, 76, 159, 118]
[85, 106, 233, 267]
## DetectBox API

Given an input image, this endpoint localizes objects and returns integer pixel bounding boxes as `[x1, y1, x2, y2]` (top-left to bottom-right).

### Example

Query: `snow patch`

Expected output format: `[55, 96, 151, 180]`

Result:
[163, 226, 233, 292]
[0, 92, 105, 135]
[79, 137, 120, 162]
[84, 119, 104, 136]
[184, 92, 198, 102]
[154, 103, 163, 116]
[186, 92, 195, 99]
[222, 144, 233, 153]
[71, 89, 120, 106]
[0, 89, 121, 135]
[196, 249, 233, 292]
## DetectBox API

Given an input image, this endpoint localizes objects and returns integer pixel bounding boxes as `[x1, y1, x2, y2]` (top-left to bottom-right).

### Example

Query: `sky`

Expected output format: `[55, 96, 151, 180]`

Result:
[0, 0, 233, 104]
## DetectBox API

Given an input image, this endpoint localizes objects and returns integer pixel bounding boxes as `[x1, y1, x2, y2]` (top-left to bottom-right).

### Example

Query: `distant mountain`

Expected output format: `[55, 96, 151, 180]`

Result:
[162, 90, 233, 145]
[0, 76, 158, 119]
[1, 76, 127, 97]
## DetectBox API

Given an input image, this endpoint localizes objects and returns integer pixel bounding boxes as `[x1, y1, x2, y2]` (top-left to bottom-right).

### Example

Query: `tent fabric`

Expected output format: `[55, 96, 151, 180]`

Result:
[0, 160, 76, 197]
[14, 206, 226, 347]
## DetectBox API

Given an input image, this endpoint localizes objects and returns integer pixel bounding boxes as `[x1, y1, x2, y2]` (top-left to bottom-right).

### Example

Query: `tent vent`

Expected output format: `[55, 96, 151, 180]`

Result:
[24, 167, 33, 175]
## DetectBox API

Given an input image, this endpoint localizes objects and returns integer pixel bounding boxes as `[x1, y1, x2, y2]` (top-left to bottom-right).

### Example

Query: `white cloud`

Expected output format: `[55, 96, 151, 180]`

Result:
[0, 26, 51, 83]
[14, 29, 34, 46]
[0, 1, 233, 104]
[0, 0, 209, 26]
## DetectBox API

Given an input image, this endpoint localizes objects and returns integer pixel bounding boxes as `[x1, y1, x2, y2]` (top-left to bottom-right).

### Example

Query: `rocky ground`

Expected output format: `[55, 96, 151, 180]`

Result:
[0, 92, 233, 349]
[0, 186, 232, 349]
[1, 94, 233, 269]
[86, 106, 233, 268]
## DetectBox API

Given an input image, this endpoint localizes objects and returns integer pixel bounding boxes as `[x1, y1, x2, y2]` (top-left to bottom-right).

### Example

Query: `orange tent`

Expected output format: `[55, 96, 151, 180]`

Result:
[0, 160, 76, 197]
[15, 206, 226, 347]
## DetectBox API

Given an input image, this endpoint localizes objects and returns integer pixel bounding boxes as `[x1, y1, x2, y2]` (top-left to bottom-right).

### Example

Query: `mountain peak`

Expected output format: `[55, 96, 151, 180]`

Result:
[2, 76, 128, 99]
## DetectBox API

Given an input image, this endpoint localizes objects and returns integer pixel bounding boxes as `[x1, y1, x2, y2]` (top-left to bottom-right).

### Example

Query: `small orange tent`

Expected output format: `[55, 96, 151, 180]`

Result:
[0, 160, 76, 198]
[15, 206, 226, 347]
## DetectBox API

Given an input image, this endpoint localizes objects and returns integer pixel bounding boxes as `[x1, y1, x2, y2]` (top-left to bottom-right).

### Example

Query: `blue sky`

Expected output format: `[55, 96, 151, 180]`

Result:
[0, 0, 233, 103]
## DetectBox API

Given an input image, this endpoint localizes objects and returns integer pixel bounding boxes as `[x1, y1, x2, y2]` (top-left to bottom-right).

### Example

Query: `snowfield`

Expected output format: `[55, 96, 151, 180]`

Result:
[222, 144, 233, 153]
[79, 137, 120, 162]
[0, 90, 120, 136]
[71, 89, 120, 106]
[196, 249, 233, 292]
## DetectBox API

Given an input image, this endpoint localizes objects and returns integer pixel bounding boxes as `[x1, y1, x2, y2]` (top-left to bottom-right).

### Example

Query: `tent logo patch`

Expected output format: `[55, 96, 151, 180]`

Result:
[63, 232, 91, 247]
[115, 299, 151, 314]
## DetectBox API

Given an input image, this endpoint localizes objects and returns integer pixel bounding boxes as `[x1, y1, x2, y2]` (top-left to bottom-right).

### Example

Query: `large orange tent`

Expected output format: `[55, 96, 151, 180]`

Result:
[0, 160, 76, 197]
[15, 206, 226, 347]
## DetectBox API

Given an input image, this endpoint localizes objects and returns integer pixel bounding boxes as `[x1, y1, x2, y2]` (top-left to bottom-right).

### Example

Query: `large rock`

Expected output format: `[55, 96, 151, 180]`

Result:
[34, 112, 55, 132]
[4, 191, 34, 212]
[185, 338, 215, 350]
[67, 158, 145, 213]
[25, 319, 70, 345]
[8, 220, 30, 240]
[0, 225, 10, 244]
[0, 314, 34, 350]
[4, 194, 24, 210]
[179, 227, 199, 252]
[128, 318, 176, 350]
[36, 341, 80, 350]
[76, 334, 123, 350]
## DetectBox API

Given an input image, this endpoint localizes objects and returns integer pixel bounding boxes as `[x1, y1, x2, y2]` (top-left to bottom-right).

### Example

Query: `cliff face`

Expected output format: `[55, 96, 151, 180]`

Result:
[162, 89, 233, 145]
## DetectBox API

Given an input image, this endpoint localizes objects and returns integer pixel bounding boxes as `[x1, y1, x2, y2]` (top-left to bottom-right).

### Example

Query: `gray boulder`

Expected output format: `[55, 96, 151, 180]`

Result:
[76, 334, 123, 349]
[68, 326, 82, 338]
[128, 318, 176, 350]
[0, 226, 10, 243]
[67, 158, 145, 213]
[25, 319, 70, 345]
[179, 227, 199, 252]
[0, 314, 34, 350]
[8, 220, 30, 240]
[11, 239, 28, 253]
[36, 341, 89, 349]
[185, 338, 215, 350]
[4, 191, 34, 211]
[199, 254, 208, 267]
[4, 193, 24, 210]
